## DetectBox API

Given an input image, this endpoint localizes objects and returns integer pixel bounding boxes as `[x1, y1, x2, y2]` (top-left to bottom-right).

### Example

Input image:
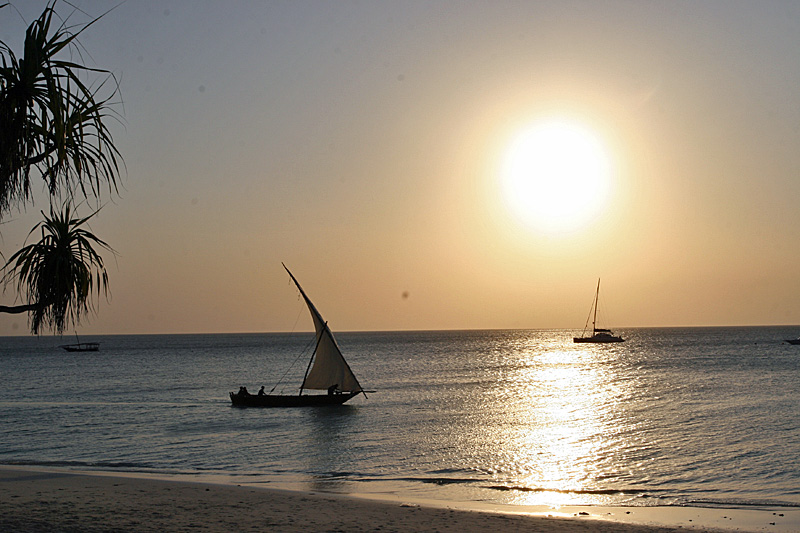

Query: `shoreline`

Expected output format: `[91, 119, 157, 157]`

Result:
[1, 466, 797, 532]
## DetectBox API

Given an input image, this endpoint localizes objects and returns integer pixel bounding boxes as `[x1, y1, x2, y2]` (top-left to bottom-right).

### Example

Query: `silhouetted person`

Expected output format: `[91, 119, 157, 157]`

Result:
[327, 384, 339, 395]
[258, 386, 265, 396]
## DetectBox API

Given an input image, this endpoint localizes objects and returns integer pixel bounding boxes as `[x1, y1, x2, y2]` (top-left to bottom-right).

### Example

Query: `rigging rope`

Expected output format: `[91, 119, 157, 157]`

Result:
[269, 290, 316, 394]
[269, 335, 315, 394]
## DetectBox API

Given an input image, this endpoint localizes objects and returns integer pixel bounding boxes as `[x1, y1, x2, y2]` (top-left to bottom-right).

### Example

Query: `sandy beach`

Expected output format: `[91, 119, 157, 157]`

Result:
[1, 466, 796, 533]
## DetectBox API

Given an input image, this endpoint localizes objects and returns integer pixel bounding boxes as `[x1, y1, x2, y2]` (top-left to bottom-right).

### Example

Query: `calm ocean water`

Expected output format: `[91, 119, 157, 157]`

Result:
[1, 328, 798, 513]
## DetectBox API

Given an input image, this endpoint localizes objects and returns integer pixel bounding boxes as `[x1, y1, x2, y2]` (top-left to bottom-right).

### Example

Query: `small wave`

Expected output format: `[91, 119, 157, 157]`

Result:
[679, 497, 800, 510]
[428, 467, 476, 475]
[414, 477, 480, 485]
[485, 485, 649, 495]
[305, 472, 485, 486]
[312, 471, 362, 480]
[2, 459, 153, 470]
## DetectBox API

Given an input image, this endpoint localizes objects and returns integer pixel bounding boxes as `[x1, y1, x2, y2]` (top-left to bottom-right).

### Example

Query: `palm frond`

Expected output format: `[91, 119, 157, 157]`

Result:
[0, 0, 123, 219]
[2, 203, 115, 334]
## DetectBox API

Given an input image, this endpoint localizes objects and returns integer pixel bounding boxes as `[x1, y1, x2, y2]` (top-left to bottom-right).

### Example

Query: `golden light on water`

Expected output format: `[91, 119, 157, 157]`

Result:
[498, 343, 633, 508]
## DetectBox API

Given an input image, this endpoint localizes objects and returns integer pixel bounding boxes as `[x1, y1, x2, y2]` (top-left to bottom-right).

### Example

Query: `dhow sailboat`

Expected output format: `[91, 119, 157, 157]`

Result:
[230, 264, 368, 407]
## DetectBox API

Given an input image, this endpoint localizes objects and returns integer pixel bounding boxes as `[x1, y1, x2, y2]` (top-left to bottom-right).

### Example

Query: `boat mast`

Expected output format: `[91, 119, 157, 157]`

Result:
[283, 263, 367, 397]
[299, 325, 327, 396]
[592, 278, 600, 334]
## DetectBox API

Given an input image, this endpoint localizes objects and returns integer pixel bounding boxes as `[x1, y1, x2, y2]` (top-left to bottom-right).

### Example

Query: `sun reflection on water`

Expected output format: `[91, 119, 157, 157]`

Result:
[491, 340, 637, 508]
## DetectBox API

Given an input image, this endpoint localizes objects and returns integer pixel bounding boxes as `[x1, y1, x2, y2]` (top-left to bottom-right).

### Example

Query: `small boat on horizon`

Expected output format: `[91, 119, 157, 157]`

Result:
[574, 279, 624, 344]
[229, 264, 369, 408]
[59, 333, 100, 352]
[784, 338, 800, 345]
[60, 342, 100, 352]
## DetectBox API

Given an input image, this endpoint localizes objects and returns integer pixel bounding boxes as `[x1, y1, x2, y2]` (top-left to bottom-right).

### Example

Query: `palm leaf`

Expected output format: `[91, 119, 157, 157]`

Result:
[2, 203, 115, 334]
[0, 0, 123, 218]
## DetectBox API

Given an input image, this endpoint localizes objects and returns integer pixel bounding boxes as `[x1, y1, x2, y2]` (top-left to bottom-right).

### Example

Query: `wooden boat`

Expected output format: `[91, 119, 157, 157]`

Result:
[573, 279, 624, 343]
[230, 390, 360, 407]
[60, 342, 100, 352]
[230, 264, 368, 408]
[784, 338, 800, 345]
[59, 334, 100, 352]
[60, 342, 99, 352]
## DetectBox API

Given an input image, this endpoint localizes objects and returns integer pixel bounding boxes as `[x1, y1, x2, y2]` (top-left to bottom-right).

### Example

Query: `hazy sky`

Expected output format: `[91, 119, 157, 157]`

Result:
[2, 0, 800, 335]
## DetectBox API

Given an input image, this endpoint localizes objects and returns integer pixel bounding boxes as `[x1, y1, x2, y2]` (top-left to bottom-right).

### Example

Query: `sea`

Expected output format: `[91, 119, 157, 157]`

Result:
[1, 327, 799, 524]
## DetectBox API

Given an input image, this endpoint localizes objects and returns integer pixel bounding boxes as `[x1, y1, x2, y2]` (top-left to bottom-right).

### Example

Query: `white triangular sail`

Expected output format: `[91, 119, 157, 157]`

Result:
[283, 264, 363, 393]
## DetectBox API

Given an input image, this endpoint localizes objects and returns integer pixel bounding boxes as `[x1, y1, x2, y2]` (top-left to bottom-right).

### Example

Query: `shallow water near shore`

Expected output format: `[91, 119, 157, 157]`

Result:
[1, 328, 798, 524]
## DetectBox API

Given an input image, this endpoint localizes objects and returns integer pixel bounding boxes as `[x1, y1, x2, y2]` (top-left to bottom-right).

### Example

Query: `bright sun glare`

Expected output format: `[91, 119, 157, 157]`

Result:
[501, 119, 611, 234]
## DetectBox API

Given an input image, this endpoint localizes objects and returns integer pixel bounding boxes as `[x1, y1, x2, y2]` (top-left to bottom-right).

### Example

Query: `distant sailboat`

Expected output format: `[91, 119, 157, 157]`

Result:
[573, 279, 624, 343]
[230, 264, 367, 407]
[59, 333, 99, 352]
[60, 342, 99, 352]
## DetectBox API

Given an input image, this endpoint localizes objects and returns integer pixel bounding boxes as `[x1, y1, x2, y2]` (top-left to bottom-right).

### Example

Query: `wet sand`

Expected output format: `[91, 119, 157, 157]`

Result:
[0, 467, 795, 532]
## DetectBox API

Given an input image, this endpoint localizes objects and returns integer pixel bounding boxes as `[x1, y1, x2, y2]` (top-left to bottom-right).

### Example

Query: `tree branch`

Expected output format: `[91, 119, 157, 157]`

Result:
[0, 303, 41, 314]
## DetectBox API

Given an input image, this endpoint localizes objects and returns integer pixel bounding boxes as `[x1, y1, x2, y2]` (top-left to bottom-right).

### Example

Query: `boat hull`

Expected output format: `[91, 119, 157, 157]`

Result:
[229, 391, 359, 407]
[574, 334, 624, 343]
[785, 339, 800, 345]
[60, 343, 100, 352]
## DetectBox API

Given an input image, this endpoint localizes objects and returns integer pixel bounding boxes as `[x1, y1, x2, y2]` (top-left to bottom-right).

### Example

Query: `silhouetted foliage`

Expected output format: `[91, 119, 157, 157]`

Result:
[0, 0, 121, 218]
[0, 1, 122, 334]
[2, 204, 114, 334]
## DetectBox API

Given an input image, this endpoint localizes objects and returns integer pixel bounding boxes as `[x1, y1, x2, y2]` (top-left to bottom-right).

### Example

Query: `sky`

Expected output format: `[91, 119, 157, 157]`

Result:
[2, 0, 800, 336]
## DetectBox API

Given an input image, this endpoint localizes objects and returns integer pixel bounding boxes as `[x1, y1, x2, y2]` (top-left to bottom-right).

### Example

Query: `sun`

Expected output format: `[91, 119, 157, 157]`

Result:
[500, 119, 612, 234]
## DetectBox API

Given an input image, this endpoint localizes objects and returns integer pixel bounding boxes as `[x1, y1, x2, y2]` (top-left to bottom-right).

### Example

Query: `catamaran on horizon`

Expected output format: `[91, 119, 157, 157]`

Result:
[574, 278, 624, 343]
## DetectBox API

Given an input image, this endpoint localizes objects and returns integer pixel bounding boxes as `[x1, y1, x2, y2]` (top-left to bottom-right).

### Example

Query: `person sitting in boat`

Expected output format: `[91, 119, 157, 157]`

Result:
[257, 386, 265, 396]
[327, 384, 340, 396]
[238, 386, 250, 396]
